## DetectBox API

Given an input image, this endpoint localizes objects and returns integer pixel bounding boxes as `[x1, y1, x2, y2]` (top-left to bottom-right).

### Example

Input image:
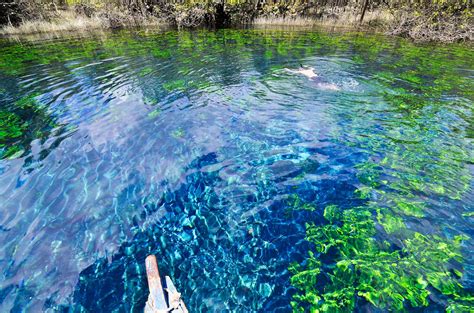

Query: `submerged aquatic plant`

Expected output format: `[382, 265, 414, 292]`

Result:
[0, 94, 59, 159]
[0, 111, 27, 158]
[287, 194, 317, 213]
[290, 205, 472, 312]
[0, 111, 26, 141]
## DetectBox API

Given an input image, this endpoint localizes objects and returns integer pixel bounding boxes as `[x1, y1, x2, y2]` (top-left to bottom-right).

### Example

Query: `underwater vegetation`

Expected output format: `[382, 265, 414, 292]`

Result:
[290, 204, 472, 312]
[0, 93, 60, 159]
[290, 144, 473, 311]
[0, 111, 26, 158]
[288, 35, 473, 311]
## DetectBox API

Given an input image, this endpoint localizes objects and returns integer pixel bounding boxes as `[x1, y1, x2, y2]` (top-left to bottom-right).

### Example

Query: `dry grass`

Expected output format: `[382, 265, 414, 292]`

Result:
[253, 16, 318, 27]
[1, 12, 102, 35]
[0, 10, 165, 36]
[253, 9, 395, 30]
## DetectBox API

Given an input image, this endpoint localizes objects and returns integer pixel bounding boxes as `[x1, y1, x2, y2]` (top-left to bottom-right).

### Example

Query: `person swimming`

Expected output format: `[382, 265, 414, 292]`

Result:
[285, 64, 340, 91]
[285, 64, 318, 78]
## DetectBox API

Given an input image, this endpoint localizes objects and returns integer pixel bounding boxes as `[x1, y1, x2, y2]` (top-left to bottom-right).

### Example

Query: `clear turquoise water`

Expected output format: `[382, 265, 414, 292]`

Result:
[0, 29, 472, 312]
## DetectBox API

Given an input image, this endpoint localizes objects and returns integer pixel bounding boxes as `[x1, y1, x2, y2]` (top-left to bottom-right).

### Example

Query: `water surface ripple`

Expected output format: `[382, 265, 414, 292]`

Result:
[0, 29, 472, 312]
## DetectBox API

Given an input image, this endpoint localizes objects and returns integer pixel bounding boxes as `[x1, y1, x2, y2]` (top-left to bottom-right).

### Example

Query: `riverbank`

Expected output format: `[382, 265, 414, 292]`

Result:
[0, 2, 472, 43]
[0, 8, 165, 36]
[0, 12, 385, 37]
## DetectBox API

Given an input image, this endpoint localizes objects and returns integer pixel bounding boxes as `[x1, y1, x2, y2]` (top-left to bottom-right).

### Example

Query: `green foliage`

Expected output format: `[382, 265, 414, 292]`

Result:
[392, 198, 425, 218]
[446, 295, 474, 313]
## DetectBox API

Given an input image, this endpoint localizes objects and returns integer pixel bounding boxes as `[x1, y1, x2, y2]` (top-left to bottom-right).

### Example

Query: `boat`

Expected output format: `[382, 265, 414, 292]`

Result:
[144, 255, 189, 313]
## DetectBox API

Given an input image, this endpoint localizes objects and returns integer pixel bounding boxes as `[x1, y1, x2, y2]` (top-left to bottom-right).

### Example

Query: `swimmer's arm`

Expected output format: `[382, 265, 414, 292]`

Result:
[284, 68, 298, 74]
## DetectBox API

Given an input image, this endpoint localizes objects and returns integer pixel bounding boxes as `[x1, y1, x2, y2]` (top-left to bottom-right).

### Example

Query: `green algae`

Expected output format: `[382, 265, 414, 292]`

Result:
[290, 128, 472, 309]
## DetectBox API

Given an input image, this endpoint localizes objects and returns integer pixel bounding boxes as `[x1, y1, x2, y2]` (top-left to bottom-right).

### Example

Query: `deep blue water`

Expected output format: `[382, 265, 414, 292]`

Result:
[0, 29, 472, 312]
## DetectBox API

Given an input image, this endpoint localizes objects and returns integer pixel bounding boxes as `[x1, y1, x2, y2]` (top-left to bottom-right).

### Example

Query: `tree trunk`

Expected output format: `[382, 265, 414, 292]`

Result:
[359, 0, 369, 23]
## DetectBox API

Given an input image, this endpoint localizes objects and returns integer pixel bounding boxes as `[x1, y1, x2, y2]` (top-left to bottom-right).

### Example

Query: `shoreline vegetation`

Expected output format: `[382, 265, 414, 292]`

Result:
[0, 1, 472, 42]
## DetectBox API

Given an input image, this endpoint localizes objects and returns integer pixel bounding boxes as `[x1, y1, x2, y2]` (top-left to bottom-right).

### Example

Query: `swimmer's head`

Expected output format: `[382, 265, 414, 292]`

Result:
[300, 63, 315, 71]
